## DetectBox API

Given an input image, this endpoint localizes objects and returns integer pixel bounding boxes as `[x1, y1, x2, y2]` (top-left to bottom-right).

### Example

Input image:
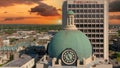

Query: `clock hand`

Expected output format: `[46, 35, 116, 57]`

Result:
[66, 55, 69, 60]
[68, 54, 70, 60]
[69, 54, 72, 59]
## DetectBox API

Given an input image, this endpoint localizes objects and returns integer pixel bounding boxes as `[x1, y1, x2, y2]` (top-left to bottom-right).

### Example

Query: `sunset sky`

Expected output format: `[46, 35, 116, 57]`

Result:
[0, 0, 120, 24]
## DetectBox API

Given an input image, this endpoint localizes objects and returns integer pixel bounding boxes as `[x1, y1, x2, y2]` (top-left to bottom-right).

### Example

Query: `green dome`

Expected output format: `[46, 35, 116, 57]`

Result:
[67, 11, 74, 15]
[48, 30, 92, 61]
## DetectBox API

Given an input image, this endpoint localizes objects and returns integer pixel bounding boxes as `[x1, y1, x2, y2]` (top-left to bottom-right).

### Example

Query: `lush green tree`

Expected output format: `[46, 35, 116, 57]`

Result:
[4, 30, 16, 34]
[113, 52, 120, 58]
[0, 24, 62, 32]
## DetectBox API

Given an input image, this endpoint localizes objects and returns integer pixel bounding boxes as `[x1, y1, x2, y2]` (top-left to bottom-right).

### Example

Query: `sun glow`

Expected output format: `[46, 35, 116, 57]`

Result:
[58, 19, 62, 24]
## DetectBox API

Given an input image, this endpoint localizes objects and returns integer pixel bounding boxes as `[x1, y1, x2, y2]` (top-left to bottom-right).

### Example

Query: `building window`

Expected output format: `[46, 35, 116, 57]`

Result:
[80, 14, 83, 18]
[80, 4, 83, 8]
[72, 9, 75, 13]
[100, 39, 103, 42]
[92, 24, 95, 27]
[84, 9, 87, 13]
[84, 15, 87, 18]
[88, 34, 91, 37]
[96, 34, 99, 37]
[88, 19, 91, 23]
[92, 34, 95, 37]
[79, 10, 83, 13]
[88, 9, 92, 13]
[74, 20, 77, 23]
[96, 14, 100, 18]
[88, 24, 91, 27]
[100, 14, 104, 18]
[92, 15, 95, 18]
[100, 29, 103, 32]
[88, 14, 92, 18]
[100, 24, 103, 27]
[88, 29, 91, 32]
[93, 49, 95, 52]
[96, 19, 99, 23]
[80, 19, 83, 23]
[100, 35, 103, 37]
[96, 44, 99, 47]
[77, 10, 79, 13]
[96, 54, 99, 57]
[92, 19, 95, 23]
[100, 19, 104, 23]
[84, 4, 87, 8]
[93, 44, 95, 47]
[96, 4, 100, 8]
[96, 49, 99, 52]
[100, 44, 103, 47]
[96, 39, 99, 42]
[76, 24, 79, 28]
[100, 54, 104, 57]
[88, 4, 92, 8]
[84, 29, 87, 32]
[76, 15, 79, 18]
[84, 19, 87, 23]
[96, 24, 99, 27]
[100, 4, 104, 8]
[96, 29, 99, 32]
[76, 4, 79, 8]
[81, 30, 84, 32]
[84, 24, 87, 27]
[75, 19, 79, 23]
[96, 9, 100, 13]
[68, 4, 72, 8]
[92, 39, 95, 42]
[92, 4, 95, 8]
[92, 9, 95, 13]
[72, 4, 75, 8]
[100, 49, 104, 52]
[80, 24, 83, 27]
[100, 9, 104, 13]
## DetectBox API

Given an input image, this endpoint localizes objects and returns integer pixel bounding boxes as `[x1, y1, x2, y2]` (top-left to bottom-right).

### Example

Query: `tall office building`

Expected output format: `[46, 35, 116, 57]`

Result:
[62, 0, 109, 60]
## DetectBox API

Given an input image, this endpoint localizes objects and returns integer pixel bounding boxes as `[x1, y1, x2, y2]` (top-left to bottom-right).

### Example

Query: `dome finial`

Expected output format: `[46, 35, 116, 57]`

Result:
[67, 11, 74, 15]
[64, 10, 77, 30]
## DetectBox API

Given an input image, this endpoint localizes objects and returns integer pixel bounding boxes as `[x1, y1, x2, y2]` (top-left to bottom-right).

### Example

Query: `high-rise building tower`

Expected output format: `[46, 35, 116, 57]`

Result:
[62, 0, 109, 60]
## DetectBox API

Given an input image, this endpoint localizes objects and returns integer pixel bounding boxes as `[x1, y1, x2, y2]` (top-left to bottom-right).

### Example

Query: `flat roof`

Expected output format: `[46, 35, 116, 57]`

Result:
[4, 55, 32, 67]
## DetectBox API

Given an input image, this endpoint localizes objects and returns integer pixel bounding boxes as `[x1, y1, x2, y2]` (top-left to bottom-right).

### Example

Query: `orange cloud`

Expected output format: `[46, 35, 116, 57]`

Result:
[30, 2, 60, 16]
[0, 16, 61, 24]
[109, 12, 120, 24]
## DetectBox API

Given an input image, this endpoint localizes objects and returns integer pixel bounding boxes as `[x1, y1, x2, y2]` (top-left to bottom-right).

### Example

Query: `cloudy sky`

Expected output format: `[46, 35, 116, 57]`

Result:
[0, 0, 119, 24]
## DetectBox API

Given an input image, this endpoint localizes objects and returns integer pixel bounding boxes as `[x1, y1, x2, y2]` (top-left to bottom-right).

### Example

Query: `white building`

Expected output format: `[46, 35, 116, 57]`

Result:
[0, 55, 9, 64]
[0, 55, 35, 68]
[62, 0, 109, 60]
[3, 40, 10, 46]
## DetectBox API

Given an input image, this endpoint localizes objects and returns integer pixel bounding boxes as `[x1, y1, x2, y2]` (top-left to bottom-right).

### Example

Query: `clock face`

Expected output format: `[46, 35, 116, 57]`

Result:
[61, 48, 77, 65]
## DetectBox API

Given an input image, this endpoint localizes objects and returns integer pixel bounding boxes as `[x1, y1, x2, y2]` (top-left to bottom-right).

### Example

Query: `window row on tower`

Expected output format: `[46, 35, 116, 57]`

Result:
[80, 29, 104, 32]
[80, 29, 104, 33]
[91, 39, 104, 43]
[68, 4, 104, 8]
[93, 49, 104, 53]
[94, 49, 104, 53]
[86, 34, 104, 38]
[76, 24, 104, 28]
[93, 44, 104, 48]
[75, 19, 104, 23]
[95, 54, 104, 58]
[80, 29, 104, 34]
[74, 14, 104, 18]
[70, 9, 104, 13]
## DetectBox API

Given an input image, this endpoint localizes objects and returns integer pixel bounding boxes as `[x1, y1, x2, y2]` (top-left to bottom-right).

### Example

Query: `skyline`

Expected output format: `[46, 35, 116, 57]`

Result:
[0, 0, 120, 24]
